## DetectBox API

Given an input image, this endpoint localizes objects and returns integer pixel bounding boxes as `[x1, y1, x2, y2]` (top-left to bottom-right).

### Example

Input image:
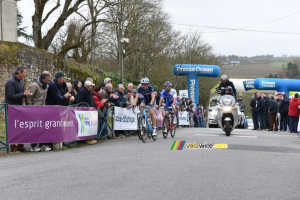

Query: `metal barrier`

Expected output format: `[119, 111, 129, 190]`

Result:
[98, 105, 114, 139]
[0, 103, 9, 153]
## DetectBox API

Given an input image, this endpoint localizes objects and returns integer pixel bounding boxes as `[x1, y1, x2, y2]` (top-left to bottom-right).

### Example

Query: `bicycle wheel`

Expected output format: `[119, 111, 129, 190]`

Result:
[162, 115, 169, 139]
[147, 121, 152, 139]
[137, 116, 142, 140]
[170, 116, 176, 138]
[139, 115, 147, 143]
[148, 130, 152, 139]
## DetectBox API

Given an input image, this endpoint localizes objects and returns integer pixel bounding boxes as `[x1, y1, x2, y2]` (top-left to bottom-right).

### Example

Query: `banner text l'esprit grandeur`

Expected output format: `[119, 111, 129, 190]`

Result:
[8, 105, 98, 144]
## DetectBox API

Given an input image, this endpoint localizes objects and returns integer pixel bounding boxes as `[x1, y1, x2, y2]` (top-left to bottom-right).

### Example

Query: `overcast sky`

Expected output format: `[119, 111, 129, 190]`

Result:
[18, 0, 300, 57]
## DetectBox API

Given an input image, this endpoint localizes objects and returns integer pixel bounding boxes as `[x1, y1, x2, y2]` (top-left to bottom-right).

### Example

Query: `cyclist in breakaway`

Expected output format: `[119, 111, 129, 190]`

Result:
[159, 81, 178, 133]
[133, 78, 157, 135]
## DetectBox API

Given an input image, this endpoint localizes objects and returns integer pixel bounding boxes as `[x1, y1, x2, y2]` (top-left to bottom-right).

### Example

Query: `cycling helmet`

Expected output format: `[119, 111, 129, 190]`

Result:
[140, 77, 149, 84]
[220, 75, 229, 82]
[165, 81, 172, 87]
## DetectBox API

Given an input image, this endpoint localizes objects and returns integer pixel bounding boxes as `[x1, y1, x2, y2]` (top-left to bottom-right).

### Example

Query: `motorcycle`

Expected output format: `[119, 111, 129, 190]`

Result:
[216, 87, 239, 136]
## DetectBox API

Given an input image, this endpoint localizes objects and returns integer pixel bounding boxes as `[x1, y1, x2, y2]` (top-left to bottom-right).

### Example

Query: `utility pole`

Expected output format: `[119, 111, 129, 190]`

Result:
[118, 11, 123, 84]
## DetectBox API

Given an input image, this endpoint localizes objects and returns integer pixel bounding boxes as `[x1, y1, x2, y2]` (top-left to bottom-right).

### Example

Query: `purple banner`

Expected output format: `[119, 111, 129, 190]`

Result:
[8, 105, 98, 144]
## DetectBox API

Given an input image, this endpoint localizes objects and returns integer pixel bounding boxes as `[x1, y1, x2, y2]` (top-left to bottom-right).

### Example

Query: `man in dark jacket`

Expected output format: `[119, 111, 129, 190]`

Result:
[262, 93, 270, 130]
[250, 92, 258, 130]
[46, 72, 71, 105]
[76, 80, 96, 107]
[5, 66, 32, 152]
[218, 75, 237, 98]
[269, 96, 279, 131]
[5, 66, 32, 105]
[59, 74, 71, 106]
[254, 93, 264, 130]
[114, 84, 130, 108]
[76, 80, 97, 145]
[114, 84, 130, 137]
[280, 93, 290, 131]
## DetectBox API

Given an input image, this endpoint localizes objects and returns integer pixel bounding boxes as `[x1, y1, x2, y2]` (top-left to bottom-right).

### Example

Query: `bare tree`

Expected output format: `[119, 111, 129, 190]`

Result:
[32, 0, 85, 50]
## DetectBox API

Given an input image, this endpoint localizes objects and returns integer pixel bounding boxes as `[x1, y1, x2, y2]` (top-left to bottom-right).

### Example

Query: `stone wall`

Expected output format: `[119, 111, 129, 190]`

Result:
[0, 41, 91, 103]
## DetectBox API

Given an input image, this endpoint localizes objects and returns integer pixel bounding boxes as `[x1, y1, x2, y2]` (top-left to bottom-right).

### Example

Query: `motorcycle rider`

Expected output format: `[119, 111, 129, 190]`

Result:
[218, 75, 237, 98]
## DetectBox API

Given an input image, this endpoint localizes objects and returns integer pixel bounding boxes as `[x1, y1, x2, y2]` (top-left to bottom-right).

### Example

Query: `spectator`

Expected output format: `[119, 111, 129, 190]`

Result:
[76, 80, 96, 107]
[187, 99, 194, 127]
[276, 95, 282, 130]
[73, 80, 82, 99]
[59, 74, 72, 106]
[127, 83, 134, 92]
[269, 96, 279, 132]
[93, 87, 107, 109]
[77, 80, 97, 144]
[114, 84, 130, 137]
[262, 93, 270, 130]
[93, 86, 108, 140]
[194, 104, 201, 127]
[280, 93, 290, 132]
[250, 92, 258, 130]
[5, 66, 32, 152]
[66, 82, 75, 105]
[288, 93, 300, 133]
[126, 83, 135, 104]
[179, 98, 187, 111]
[124, 90, 133, 105]
[200, 104, 206, 127]
[27, 71, 51, 105]
[5, 66, 32, 105]
[100, 77, 112, 88]
[254, 93, 264, 131]
[99, 83, 116, 138]
[27, 71, 52, 152]
[46, 72, 71, 105]
[114, 84, 129, 108]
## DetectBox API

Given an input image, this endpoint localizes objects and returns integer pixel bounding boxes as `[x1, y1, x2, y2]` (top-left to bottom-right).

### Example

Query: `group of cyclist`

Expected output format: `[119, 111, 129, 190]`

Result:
[132, 74, 236, 138]
[132, 78, 178, 136]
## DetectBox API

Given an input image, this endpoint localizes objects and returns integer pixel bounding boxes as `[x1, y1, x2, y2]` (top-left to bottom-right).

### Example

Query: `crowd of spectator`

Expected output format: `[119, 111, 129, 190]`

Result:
[5, 66, 208, 152]
[177, 97, 206, 128]
[250, 92, 300, 133]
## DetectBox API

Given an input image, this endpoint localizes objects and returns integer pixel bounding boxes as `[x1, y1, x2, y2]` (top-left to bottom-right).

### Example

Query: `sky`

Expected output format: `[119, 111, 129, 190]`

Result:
[17, 0, 300, 57]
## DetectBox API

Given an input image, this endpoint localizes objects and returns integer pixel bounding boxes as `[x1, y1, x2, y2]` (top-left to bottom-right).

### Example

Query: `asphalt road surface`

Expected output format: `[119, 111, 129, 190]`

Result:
[1, 128, 300, 200]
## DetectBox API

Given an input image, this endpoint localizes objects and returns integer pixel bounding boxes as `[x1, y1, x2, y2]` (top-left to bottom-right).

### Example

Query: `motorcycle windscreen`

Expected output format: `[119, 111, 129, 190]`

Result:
[219, 95, 235, 106]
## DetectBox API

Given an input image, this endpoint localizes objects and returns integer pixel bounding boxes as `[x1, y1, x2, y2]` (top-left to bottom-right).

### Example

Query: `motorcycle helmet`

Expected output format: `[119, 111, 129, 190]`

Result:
[220, 75, 229, 83]
[225, 86, 232, 94]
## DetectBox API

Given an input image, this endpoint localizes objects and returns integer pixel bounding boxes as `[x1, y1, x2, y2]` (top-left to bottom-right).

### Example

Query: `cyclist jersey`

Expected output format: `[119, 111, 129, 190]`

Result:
[161, 88, 177, 107]
[137, 85, 155, 105]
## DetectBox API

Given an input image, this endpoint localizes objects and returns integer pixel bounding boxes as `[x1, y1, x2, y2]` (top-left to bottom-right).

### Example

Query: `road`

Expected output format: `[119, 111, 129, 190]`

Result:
[1, 128, 300, 200]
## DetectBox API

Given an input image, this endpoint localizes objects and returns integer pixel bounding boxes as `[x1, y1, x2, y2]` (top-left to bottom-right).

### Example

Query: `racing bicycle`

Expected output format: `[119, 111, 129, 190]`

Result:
[137, 106, 157, 143]
[162, 106, 177, 139]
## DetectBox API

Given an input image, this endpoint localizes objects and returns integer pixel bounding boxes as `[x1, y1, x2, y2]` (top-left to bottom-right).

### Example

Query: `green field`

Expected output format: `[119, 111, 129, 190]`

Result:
[222, 57, 297, 79]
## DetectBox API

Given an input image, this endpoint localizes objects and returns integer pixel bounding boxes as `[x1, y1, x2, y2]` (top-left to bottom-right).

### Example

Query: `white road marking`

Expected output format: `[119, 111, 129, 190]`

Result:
[195, 134, 257, 139]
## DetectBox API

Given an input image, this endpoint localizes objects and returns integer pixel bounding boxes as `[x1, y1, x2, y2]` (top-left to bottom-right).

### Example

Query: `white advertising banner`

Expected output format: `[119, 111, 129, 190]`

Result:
[179, 90, 189, 99]
[178, 111, 190, 125]
[75, 110, 98, 137]
[114, 107, 140, 130]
